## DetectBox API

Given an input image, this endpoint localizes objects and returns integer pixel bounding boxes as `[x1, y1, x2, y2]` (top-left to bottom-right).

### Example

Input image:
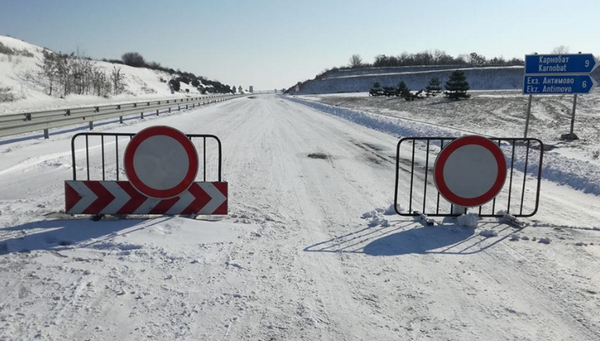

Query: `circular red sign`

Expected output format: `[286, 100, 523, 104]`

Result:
[124, 126, 198, 199]
[434, 136, 507, 207]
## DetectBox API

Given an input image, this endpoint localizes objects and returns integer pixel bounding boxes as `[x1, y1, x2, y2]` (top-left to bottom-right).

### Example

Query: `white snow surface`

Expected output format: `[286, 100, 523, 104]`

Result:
[457, 213, 479, 228]
[289, 90, 600, 197]
[0, 35, 213, 114]
[2, 95, 600, 340]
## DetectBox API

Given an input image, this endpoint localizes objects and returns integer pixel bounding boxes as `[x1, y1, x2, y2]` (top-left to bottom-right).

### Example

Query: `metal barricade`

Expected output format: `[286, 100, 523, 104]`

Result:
[394, 137, 543, 217]
[71, 132, 222, 182]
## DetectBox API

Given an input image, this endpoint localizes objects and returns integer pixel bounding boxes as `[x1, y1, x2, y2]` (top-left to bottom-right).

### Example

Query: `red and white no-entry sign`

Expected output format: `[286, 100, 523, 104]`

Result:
[124, 126, 199, 199]
[434, 136, 507, 207]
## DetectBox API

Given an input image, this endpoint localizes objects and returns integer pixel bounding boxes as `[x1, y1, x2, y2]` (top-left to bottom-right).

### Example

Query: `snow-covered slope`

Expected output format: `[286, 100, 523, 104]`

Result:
[295, 64, 600, 95]
[297, 66, 523, 94]
[0, 35, 209, 114]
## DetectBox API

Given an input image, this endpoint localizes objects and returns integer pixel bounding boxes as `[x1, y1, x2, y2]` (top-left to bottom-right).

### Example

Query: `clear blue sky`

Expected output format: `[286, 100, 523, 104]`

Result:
[1, 0, 598, 90]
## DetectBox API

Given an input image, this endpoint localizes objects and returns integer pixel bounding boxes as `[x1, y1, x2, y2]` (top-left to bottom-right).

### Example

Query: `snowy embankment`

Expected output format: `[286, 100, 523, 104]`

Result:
[285, 96, 600, 196]
[296, 66, 525, 94]
[294, 64, 600, 95]
[0, 35, 215, 115]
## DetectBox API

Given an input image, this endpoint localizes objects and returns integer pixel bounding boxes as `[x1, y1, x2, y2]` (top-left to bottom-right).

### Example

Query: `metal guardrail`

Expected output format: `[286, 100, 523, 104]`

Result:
[0, 94, 240, 138]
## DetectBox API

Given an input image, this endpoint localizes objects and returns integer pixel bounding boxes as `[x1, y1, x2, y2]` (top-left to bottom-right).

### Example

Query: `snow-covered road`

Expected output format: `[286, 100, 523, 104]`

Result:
[1, 95, 600, 340]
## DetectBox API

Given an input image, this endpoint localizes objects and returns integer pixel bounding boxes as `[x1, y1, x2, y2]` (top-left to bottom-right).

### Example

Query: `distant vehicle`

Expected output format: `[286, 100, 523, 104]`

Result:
[383, 87, 399, 97]
[403, 90, 426, 101]
[426, 89, 441, 97]
[369, 88, 384, 96]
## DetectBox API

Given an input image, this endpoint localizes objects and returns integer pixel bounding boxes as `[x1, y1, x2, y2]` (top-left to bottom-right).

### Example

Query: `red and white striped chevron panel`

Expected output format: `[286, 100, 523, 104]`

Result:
[65, 181, 227, 215]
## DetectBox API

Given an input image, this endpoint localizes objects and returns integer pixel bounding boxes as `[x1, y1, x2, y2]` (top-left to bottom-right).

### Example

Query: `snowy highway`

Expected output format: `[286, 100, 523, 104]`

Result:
[2, 95, 600, 340]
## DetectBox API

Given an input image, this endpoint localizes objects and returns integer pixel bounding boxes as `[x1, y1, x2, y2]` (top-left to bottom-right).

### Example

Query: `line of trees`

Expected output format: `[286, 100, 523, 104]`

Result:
[38, 47, 235, 97]
[39, 49, 125, 98]
[351, 51, 524, 68]
[316, 50, 522, 81]
[369, 70, 470, 101]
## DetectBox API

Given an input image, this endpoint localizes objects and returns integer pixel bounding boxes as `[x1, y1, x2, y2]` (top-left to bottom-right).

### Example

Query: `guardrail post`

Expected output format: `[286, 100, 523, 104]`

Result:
[169, 107, 171, 113]
[156, 109, 159, 116]
[186, 104, 188, 110]
[141, 112, 144, 119]
[119, 116, 123, 124]
[89, 121, 94, 130]
[43, 129, 49, 139]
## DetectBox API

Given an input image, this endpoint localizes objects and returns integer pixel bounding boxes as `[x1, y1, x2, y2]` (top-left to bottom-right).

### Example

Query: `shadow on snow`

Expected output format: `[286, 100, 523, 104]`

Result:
[304, 220, 518, 256]
[0, 217, 170, 255]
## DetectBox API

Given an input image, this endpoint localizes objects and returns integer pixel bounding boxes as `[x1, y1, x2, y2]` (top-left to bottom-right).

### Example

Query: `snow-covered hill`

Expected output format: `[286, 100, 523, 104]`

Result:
[294, 64, 600, 95]
[0, 35, 214, 114]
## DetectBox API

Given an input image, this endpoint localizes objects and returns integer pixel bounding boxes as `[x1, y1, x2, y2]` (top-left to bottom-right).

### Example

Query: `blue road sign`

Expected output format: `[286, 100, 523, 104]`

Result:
[523, 75, 596, 95]
[525, 54, 597, 74]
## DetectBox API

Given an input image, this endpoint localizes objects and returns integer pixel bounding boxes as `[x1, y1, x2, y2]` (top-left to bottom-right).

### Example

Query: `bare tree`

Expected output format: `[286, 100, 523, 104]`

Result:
[71, 48, 94, 95]
[38, 50, 58, 96]
[432, 50, 446, 65]
[38, 47, 127, 98]
[55, 52, 74, 97]
[91, 69, 111, 97]
[552, 45, 570, 54]
[349, 54, 363, 68]
[110, 66, 125, 95]
[468, 52, 486, 65]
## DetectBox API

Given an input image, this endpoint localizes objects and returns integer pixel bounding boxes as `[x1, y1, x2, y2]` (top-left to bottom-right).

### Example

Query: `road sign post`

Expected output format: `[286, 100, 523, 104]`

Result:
[524, 95, 533, 138]
[523, 53, 597, 138]
[569, 94, 578, 138]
